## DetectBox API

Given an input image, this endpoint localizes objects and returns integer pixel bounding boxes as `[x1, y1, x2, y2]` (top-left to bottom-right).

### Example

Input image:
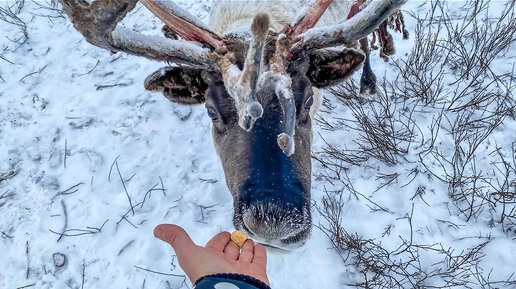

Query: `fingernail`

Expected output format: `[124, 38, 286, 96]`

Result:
[154, 227, 163, 239]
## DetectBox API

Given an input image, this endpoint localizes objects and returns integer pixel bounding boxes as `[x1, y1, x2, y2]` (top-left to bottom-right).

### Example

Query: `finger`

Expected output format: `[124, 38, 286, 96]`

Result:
[154, 224, 197, 259]
[205, 231, 231, 252]
[251, 244, 267, 268]
[238, 239, 255, 263]
[223, 239, 241, 261]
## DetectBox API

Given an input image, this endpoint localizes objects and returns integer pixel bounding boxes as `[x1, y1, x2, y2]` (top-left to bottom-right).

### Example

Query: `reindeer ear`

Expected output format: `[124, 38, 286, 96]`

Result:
[307, 48, 365, 89]
[145, 66, 208, 105]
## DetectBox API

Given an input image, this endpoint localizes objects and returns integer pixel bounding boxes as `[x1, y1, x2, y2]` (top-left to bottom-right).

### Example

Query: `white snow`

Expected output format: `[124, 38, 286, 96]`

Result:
[0, 1, 515, 289]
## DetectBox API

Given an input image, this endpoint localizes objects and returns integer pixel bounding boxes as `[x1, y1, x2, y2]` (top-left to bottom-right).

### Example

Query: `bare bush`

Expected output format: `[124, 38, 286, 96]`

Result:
[415, 0, 516, 229]
[30, 0, 65, 19]
[317, 0, 516, 227]
[0, 0, 28, 44]
[440, 0, 516, 112]
[486, 144, 516, 229]
[315, 0, 516, 287]
[330, 84, 418, 166]
[317, 193, 516, 288]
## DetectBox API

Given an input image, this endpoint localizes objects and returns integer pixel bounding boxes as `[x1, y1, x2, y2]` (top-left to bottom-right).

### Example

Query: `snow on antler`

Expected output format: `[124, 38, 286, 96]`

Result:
[139, 0, 225, 50]
[274, 76, 296, 157]
[220, 13, 270, 131]
[264, 0, 340, 156]
[292, 0, 407, 52]
[112, 27, 212, 67]
[254, 70, 297, 157]
[287, 0, 334, 37]
[58, 0, 216, 67]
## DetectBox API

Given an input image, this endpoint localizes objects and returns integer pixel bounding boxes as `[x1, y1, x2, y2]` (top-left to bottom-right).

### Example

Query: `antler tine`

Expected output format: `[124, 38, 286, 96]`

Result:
[139, 0, 225, 50]
[220, 14, 269, 131]
[59, 0, 215, 68]
[261, 0, 333, 156]
[275, 77, 296, 157]
[285, 0, 334, 38]
[291, 0, 407, 53]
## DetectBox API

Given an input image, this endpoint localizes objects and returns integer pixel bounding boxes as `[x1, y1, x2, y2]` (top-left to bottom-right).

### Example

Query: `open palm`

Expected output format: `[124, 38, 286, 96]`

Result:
[154, 224, 269, 286]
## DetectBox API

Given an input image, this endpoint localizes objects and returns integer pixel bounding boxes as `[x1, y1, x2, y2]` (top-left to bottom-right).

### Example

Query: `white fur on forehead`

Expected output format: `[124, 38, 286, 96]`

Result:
[209, 0, 354, 35]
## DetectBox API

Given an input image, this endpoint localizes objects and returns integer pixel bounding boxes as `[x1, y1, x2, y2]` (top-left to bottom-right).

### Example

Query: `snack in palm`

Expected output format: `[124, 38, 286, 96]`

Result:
[230, 230, 248, 247]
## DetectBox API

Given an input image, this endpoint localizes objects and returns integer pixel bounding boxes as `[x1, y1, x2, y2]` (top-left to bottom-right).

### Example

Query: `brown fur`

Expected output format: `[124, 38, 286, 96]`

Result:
[60, 0, 138, 50]
[251, 13, 271, 41]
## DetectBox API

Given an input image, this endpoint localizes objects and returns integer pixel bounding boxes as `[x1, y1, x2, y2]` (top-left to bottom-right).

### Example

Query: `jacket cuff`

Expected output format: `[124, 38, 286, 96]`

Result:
[194, 273, 271, 289]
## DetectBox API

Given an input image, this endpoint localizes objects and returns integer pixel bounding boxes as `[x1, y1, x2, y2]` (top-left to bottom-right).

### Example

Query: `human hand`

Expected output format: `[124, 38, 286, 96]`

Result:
[154, 224, 269, 286]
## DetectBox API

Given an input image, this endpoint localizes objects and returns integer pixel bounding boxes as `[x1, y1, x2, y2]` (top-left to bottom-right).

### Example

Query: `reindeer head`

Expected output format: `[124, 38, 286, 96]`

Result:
[59, 0, 406, 249]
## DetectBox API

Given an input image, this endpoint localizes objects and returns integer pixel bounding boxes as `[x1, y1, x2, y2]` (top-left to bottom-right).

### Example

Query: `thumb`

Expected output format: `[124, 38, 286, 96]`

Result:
[154, 224, 197, 259]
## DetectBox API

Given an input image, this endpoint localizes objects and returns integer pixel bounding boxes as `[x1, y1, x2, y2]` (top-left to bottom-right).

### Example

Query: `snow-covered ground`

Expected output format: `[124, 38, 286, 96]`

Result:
[1, 1, 515, 289]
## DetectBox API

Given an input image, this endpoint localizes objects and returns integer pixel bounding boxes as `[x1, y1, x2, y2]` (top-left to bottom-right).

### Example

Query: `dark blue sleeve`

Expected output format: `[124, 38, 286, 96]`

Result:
[194, 274, 271, 289]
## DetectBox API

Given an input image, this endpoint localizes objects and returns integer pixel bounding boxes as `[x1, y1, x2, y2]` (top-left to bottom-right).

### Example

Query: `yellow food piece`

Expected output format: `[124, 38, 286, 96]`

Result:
[230, 230, 248, 247]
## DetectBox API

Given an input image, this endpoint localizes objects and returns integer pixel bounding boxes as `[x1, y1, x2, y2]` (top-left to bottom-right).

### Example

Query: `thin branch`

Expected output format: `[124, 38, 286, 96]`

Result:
[81, 259, 85, 289]
[116, 160, 135, 215]
[25, 241, 30, 279]
[19, 64, 48, 82]
[108, 155, 120, 181]
[49, 219, 108, 237]
[133, 265, 185, 277]
[16, 284, 35, 289]
[0, 168, 20, 183]
[118, 240, 135, 256]
[64, 139, 68, 169]
[51, 182, 83, 200]
[56, 200, 68, 242]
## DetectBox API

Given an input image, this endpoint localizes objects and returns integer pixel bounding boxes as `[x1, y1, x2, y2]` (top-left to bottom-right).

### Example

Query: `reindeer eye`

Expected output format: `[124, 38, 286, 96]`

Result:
[305, 96, 314, 109]
[207, 108, 218, 120]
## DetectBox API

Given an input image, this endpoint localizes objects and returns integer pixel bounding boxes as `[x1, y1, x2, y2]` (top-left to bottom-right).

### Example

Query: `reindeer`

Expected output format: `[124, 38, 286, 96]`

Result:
[58, 0, 407, 250]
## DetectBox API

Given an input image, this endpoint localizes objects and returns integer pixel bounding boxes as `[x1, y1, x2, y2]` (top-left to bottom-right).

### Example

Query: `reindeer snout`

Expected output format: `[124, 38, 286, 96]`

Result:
[237, 187, 311, 249]
[242, 202, 309, 239]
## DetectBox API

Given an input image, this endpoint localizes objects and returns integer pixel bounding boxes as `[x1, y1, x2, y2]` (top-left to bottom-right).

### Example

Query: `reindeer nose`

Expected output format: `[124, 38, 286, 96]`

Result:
[240, 197, 310, 243]
[238, 181, 310, 247]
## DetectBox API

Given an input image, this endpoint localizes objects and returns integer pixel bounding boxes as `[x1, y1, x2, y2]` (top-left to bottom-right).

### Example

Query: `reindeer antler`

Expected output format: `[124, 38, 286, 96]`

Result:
[139, 0, 225, 50]
[291, 0, 408, 53]
[285, 0, 334, 38]
[58, 0, 217, 68]
[220, 14, 270, 131]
